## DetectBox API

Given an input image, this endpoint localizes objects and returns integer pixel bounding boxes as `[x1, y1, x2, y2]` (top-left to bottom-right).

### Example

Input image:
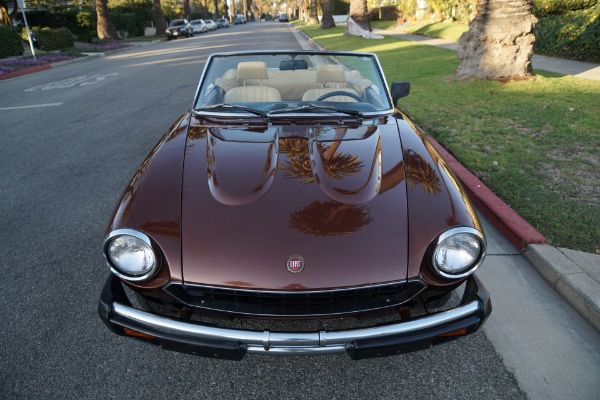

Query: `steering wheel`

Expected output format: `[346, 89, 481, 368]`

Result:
[316, 91, 362, 102]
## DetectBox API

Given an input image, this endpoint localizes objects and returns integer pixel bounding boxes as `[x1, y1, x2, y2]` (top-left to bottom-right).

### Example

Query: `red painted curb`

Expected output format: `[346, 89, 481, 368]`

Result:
[427, 135, 547, 251]
[0, 64, 51, 81]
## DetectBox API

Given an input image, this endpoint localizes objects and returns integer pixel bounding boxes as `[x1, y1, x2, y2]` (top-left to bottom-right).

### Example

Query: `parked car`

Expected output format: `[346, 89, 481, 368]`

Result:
[166, 19, 193, 39]
[234, 17, 244, 24]
[99, 50, 491, 361]
[216, 18, 230, 28]
[204, 19, 217, 31]
[190, 19, 208, 34]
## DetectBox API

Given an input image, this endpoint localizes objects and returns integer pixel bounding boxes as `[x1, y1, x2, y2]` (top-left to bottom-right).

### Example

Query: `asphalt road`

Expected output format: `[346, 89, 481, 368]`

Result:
[0, 22, 528, 399]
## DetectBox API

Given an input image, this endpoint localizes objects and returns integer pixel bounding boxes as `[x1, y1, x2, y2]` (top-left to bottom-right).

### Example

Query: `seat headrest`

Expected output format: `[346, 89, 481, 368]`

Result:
[237, 62, 268, 80]
[316, 65, 346, 83]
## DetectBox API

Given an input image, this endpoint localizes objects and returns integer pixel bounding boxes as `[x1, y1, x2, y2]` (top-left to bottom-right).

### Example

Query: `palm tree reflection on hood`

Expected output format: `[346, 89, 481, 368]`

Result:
[405, 150, 442, 195]
[289, 200, 373, 236]
[279, 138, 363, 184]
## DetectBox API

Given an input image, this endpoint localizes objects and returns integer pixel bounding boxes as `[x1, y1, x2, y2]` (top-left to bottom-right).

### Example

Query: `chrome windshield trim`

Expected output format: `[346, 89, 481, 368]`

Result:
[191, 109, 395, 119]
[111, 300, 481, 353]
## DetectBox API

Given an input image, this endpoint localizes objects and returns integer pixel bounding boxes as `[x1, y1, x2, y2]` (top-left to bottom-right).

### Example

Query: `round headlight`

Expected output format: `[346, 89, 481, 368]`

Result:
[430, 227, 486, 279]
[103, 229, 159, 281]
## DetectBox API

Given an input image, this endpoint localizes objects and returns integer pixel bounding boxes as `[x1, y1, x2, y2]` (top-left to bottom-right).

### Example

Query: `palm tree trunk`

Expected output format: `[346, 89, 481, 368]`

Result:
[152, 0, 167, 36]
[213, 0, 220, 18]
[320, 0, 335, 29]
[95, 0, 118, 42]
[309, 0, 318, 25]
[348, 0, 370, 31]
[184, 0, 191, 20]
[456, 0, 535, 80]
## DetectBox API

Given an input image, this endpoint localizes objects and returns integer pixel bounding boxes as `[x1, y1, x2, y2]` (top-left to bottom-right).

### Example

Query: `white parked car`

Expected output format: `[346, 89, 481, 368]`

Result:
[190, 19, 208, 34]
[204, 19, 217, 31]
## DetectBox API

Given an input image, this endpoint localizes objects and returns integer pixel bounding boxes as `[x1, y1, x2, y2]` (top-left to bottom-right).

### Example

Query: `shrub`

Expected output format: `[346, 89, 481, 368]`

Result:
[533, 0, 598, 17]
[380, 6, 399, 20]
[534, 4, 600, 62]
[32, 27, 74, 51]
[76, 10, 98, 41]
[0, 25, 24, 58]
[109, 12, 145, 37]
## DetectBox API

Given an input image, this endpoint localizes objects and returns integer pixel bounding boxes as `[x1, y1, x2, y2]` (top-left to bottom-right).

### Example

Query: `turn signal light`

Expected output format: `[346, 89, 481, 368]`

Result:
[124, 328, 157, 339]
[437, 328, 468, 337]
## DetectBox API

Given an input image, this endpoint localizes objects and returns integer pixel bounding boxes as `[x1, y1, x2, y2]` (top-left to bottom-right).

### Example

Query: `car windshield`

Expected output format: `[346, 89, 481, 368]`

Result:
[193, 52, 393, 116]
[191, 20, 203, 24]
[169, 20, 185, 27]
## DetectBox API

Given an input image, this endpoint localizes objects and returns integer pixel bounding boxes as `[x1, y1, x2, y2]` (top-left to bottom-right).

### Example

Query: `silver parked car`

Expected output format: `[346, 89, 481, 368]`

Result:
[190, 19, 208, 34]
[204, 19, 217, 31]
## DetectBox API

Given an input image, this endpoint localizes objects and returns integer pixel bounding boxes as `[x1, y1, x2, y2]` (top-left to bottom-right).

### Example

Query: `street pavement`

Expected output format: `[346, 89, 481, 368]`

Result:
[1, 21, 599, 399]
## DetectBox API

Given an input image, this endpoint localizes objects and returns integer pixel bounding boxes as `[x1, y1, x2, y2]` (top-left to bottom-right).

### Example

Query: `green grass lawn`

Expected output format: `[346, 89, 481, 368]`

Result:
[298, 24, 600, 253]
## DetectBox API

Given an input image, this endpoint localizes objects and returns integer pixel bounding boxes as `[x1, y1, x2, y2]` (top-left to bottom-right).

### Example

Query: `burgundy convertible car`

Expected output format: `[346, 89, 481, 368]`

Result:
[99, 51, 491, 360]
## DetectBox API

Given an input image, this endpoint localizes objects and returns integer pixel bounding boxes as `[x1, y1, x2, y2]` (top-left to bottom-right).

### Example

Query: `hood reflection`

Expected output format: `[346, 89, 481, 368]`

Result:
[206, 129, 278, 206]
[289, 200, 373, 236]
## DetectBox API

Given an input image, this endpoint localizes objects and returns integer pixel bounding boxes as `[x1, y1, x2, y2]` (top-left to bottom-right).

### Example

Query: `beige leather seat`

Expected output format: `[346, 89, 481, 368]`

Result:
[302, 65, 359, 102]
[224, 62, 282, 103]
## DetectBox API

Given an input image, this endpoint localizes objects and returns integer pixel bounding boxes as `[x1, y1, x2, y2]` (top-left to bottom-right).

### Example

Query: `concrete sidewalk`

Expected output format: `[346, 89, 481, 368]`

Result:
[373, 29, 600, 81]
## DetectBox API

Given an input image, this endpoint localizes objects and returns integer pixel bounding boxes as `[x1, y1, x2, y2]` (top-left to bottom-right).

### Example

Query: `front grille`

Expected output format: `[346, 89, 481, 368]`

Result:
[164, 280, 427, 317]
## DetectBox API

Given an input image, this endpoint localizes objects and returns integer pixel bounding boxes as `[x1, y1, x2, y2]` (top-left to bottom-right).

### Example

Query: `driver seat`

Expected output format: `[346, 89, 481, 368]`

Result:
[224, 62, 282, 103]
[302, 65, 359, 102]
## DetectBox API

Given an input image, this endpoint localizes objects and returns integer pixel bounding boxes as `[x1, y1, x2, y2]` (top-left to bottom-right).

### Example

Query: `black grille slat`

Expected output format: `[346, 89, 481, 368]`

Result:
[164, 280, 427, 317]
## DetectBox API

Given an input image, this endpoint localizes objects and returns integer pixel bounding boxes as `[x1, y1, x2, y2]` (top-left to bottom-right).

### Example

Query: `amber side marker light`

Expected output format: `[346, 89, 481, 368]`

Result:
[437, 328, 468, 337]
[124, 328, 157, 339]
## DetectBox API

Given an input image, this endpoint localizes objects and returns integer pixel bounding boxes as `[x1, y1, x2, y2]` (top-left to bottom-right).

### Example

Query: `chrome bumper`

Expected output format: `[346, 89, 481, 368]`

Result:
[99, 274, 491, 360]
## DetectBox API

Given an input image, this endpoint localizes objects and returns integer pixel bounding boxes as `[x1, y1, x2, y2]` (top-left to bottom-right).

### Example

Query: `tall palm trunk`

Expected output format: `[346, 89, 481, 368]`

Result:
[320, 0, 335, 29]
[213, 0, 220, 18]
[456, 0, 535, 79]
[95, 0, 118, 41]
[348, 0, 370, 31]
[184, 0, 191, 19]
[309, 0, 318, 25]
[152, 0, 167, 36]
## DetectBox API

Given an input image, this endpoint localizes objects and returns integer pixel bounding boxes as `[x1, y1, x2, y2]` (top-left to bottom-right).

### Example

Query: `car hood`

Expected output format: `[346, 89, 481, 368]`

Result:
[180, 118, 409, 290]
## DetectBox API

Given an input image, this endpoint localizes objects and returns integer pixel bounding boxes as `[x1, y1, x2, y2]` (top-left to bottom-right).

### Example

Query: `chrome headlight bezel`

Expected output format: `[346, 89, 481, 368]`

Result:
[429, 227, 486, 279]
[103, 229, 161, 282]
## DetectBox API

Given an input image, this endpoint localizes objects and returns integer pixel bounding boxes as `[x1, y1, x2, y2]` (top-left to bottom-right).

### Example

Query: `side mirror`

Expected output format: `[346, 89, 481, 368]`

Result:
[391, 81, 410, 105]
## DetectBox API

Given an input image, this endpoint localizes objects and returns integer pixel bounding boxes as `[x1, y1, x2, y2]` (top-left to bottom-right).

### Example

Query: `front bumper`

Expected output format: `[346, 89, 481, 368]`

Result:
[98, 274, 491, 360]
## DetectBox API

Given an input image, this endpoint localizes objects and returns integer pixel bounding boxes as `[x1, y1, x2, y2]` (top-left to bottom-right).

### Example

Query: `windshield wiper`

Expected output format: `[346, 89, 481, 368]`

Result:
[269, 105, 363, 122]
[193, 104, 269, 122]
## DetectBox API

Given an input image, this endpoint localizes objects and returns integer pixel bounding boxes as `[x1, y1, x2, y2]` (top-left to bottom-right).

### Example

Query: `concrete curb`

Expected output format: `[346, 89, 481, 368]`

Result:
[524, 244, 600, 332]
[0, 52, 105, 81]
[0, 39, 162, 82]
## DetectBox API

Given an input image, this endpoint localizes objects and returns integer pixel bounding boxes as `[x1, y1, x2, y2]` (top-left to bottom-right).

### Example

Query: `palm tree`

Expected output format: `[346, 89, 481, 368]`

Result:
[320, 0, 335, 29]
[95, 0, 118, 41]
[348, 0, 370, 31]
[152, 0, 167, 36]
[456, 0, 535, 79]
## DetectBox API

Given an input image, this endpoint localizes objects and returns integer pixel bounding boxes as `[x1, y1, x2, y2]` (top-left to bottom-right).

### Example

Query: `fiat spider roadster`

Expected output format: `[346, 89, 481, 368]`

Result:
[98, 51, 491, 360]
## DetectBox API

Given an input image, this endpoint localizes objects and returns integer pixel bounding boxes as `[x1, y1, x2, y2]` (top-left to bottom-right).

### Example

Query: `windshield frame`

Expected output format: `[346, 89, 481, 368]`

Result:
[191, 50, 395, 118]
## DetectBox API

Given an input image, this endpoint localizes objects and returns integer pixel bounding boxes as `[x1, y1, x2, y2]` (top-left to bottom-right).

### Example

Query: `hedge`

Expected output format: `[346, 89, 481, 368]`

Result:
[30, 28, 74, 51]
[534, 4, 600, 62]
[0, 25, 24, 58]
[532, 0, 598, 17]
